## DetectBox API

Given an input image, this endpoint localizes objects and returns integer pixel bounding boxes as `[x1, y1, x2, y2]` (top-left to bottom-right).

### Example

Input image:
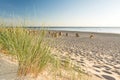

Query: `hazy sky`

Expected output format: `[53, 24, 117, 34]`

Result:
[0, 0, 120, 27]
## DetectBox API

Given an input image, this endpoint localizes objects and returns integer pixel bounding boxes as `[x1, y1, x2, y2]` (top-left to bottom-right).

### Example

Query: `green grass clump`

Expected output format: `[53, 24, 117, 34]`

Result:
[0, 27, 52, 77]
[0, 27, 83, 79]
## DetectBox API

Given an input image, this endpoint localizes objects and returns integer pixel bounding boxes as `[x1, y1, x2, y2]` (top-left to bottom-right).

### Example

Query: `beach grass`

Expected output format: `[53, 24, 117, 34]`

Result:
[0, 27, 53, 77]
[0, 27, 83, 79]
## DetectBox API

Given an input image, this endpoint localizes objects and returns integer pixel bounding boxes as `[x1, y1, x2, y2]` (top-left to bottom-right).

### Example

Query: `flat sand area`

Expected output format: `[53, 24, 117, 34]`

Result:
[0, 54, 18, 80]
[48, 31, 120, 80]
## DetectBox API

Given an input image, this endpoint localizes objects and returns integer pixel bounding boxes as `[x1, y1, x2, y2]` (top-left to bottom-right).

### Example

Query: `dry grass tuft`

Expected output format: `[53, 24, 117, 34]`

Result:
[0, 27, 53, 77]
[0, 27, 84, 79]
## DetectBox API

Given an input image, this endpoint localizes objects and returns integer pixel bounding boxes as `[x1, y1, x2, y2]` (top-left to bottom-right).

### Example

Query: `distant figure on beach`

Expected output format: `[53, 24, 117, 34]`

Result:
[59, 32, 62, 36]
[76, 33, 79, 37]
[90, 33, 94, 39]
[54, 32, 58, 37]
[51, 32, 58, 38]
[51, 32, 54, 37]
[66, 33, 68, 36]
[48, 31, 50, 34]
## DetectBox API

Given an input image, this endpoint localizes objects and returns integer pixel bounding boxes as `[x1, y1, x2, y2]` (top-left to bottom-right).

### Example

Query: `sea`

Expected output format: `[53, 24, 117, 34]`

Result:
[28, 27, 120, 34]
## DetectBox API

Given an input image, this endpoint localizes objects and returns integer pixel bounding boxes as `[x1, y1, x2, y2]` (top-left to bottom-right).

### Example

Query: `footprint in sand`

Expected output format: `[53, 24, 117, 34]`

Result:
[112, 70, 120, 75]
[102, 65, 112, 70]
[114, 66, 120, 69]
[93, 65, 101, 69]
[95, 74, 102, 79]
[77, 60, 84, 64]
[102, 75, 116, 80]
[102, 70, 112, 74]
[93, 69, 100, 73]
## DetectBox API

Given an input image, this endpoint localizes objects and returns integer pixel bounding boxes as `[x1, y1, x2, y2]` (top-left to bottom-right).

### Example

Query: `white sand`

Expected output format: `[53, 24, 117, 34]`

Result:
[0, 53, 18, 80]
[1, 31, 120, 80]
[0, 51, 101, 80]
[48, 31, 120, 80]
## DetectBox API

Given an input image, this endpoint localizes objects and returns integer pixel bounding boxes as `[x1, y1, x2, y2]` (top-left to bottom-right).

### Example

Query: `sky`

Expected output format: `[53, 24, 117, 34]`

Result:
[0, 0, 120, 27]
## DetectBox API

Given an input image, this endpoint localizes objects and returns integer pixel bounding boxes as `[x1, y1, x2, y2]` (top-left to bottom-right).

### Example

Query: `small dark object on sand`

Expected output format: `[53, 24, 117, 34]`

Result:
[76, 33, 79, 37]
[66, 33, 68, 36]
[51, 32, 54, 37]
[48, 31, 50, 34]
[90, 34, 94, 39]
[53, 32, 58, 38]
[59, 32, 62, 36]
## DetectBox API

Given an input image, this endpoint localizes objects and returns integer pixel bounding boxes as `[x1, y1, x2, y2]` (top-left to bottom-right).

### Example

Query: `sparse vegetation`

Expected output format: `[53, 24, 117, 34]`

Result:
[0, 27, 83, 79]
[0, 27, 52, 77]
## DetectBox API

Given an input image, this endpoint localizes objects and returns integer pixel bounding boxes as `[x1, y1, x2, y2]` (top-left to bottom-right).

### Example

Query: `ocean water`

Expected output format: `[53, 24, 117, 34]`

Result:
[29, 27, 120, 34]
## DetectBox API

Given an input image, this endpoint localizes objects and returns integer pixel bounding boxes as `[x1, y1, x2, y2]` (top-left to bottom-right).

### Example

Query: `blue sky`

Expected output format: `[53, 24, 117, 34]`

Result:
[0, 0, 120, 26]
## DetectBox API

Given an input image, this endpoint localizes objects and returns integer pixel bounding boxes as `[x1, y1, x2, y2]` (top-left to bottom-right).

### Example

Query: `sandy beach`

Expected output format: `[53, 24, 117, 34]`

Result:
[1, 0, 120, 79]
[0, 31, 120, 80]
[48, 31, 120, 80]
